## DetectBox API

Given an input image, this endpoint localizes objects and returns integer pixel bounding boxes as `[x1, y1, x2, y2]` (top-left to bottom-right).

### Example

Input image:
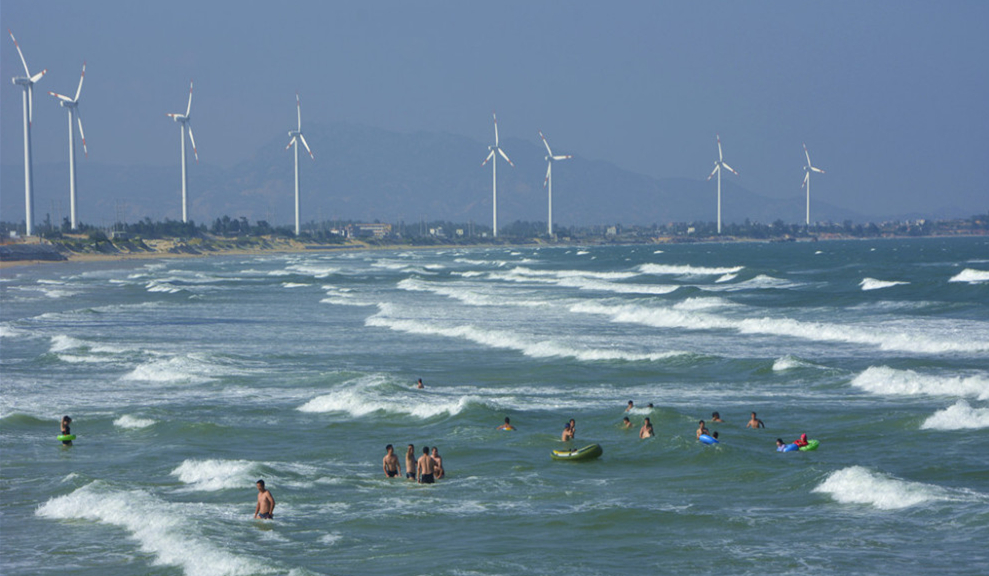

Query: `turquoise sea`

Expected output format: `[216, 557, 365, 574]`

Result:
[2, 237, 988, 575]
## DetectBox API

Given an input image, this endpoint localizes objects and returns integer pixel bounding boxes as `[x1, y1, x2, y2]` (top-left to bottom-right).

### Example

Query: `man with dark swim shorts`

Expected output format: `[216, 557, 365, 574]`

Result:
[383, 444, 401, 478]
[405, 444, 417, 480]
[417, 446, 436, 484]
[254, 480, 275, 519]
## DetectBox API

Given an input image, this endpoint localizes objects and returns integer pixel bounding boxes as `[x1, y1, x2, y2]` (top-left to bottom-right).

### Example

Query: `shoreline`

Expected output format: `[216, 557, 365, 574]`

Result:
[1, 232, 984, 270]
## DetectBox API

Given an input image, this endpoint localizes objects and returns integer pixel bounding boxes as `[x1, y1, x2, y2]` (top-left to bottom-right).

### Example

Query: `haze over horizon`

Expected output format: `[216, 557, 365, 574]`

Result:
[2, 1, 987, 227]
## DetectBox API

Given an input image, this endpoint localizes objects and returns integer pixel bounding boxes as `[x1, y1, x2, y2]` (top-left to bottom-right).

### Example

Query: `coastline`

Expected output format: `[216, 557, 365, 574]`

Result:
[1, 231, 984, 271]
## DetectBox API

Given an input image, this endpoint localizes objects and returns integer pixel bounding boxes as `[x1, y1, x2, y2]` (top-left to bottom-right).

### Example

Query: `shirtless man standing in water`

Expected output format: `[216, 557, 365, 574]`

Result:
[383, 444, 401, 478]
[417, 446, 437, 484]
[746, 412, 766, 429]
[405, 444, 417, 481]
[254, 480, 275, 519]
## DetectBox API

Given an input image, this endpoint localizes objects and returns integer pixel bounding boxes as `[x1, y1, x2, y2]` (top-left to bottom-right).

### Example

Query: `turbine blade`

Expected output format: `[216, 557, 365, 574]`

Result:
[187, 123, 198, 163]
[166, 113, 182, 119]
[481, 150, 495, 167]
[74, 61, 86, 102]
[49, 91, 74, 103]
[492, 111, 500, 146]
[30, 69, 47, 83]
[76, 107, 88, 158]
[544, 162, 551, 187]
[707, 164, 719, 181]
[296, 92, 302, 131]
[498, 148, 513, 167]
[8, 29, 31, 76]
[28, 84, 34, 124]
[286, 136, 297, 151]
[186, 80, 193, 117]
[811, 167, 825, 174]
[553, 155, 572, 161]
[803, 171, 809, 186]
[540, 130, 553, 156]
[717, 134, 723, 161]
[299, 133, 314, 159]
[803, 143, 812, 167]
[721, 162, 738, 175]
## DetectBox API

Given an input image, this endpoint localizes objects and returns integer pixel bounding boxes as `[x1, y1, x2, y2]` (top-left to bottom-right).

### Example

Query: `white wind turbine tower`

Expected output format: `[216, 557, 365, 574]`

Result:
[285, 92, 314, 236]
[48, 62, 89, 230]
[481, 112, 513, 237]
[705, 134, 738, 234]
[539, 131, 572, 237]
[8, 29, 47, 236]
[166, 81, 198, 223]
[802, 143, 825, 226]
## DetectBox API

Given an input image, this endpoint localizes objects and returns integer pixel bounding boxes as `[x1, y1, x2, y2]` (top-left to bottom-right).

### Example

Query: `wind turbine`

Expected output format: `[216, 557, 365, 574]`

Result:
[166, 81, 198, 223]
[48, 62, 88, 230]
[802, 143, 825, 226]
[705, 134, 738, 234]
[8, 29, 47, 236]
[481, 112, 513, 237]
[539, 131, 572, 237]
[285, 92, 314, 236]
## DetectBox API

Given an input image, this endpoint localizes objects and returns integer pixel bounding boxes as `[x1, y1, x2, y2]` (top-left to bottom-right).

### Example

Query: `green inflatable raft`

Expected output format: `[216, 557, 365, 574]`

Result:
[551, 444, 603, 461]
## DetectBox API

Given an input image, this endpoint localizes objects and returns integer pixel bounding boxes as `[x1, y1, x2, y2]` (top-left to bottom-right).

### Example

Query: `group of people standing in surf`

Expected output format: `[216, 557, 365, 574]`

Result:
[382, 443, 445, 484]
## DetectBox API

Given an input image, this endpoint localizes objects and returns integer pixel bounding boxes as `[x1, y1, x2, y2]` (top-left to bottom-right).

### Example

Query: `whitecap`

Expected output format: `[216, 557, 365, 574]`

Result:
[639, 263, 744, 276]
[860, 278, 909, 291]
[921, 400, 989, 430]
[851, 366, 989, 400]
[813, 466, 957, 510]
[772, 355, 816, 371]
[36, 482, 268, 576]
[949, 268, 989, 284]
[171, 459, 260, 491]
[114, 415, 156, 429]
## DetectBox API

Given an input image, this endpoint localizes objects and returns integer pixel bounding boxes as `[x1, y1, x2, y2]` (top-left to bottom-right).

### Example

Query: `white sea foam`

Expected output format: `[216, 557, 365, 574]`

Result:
[0, 324, 27, 339]
[851, 366, 989, 400]
[36, 482, 268, 576]
[398, 278, 544, 307]
[298, 387, 479, 418]
[145, 280, 185, 294]
[281, 282, 309, 288]
[121, 354, 234, 385]
[114, 415, 156, 429]
[366, 303, 682, 362]
[50, 334, 132, 355]
[319, 532, 343, 546]
[672, 297, 734, 311]
[706, 274, 799, 291]
[949, 268, 989, 284]
[639, 263, 743, 276]
[921, 400, 989, 430]
[284, 264, 340, 278]
[772, 355, 818, 371]
[555, 276, 679, 295]
[171, 459, 260, 491]
[814, 466, 956, 510]
[860, 278, 909, 291]
[715, 273, 737, 283]
[570, 301, 989, 355]
[505, 266, 639, 281]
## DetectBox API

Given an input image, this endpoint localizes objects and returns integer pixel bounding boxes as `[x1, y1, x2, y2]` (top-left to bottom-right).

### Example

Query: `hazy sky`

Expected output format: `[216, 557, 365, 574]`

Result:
[3, 1, 987, 218]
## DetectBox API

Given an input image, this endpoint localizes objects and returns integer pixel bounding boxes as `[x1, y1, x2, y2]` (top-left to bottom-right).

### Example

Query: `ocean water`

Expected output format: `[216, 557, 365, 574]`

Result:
[1, 237, 988, 576]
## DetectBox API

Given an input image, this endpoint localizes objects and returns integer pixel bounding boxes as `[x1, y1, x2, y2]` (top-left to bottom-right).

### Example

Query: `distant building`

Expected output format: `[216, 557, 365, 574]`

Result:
[346, 223, 392, 238]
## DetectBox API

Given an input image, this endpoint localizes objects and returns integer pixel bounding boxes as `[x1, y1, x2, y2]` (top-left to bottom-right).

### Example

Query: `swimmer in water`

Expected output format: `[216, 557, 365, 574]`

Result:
[417, 446, 436, 484]
[383, 444, 401, 478]
[496, 417, 513, 431]
[711, 411, 724, 423]
[696, 420, 710, 439]
[431, 447, 444, 479]
[746, 412, 765, 429]
[254, 480, 275, 519]
[625, 400, 634, 412]
[622, 416, 632, 429]
[60, 415, 73, 446]
[405, 444, 417, 481]
[639, 417, 654, 439]
[416, 378, 424, 389]
[794, 433, 809, 447]
[776, 438, 787, 452]
[561, 422, 574, 442]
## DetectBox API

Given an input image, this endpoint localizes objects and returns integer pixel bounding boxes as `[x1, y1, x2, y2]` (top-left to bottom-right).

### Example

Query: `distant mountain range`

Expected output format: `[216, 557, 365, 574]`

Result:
[2, 122, 872, 228]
